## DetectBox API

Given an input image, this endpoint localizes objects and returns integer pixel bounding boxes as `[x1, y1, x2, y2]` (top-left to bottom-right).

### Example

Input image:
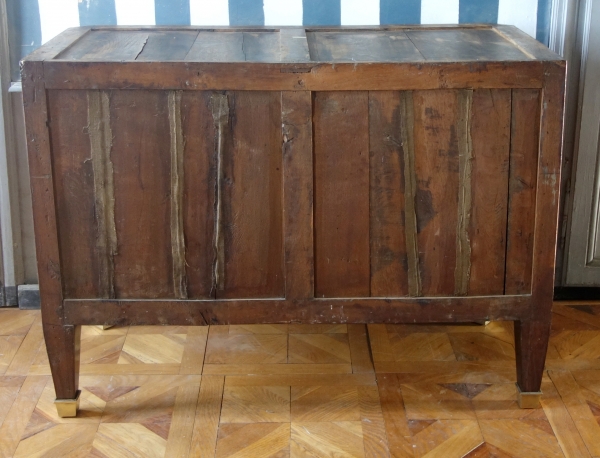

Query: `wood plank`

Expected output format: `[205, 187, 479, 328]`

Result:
[358, 385, 391, 457]
[179, 326, 209, 375]
[468, 89, 511, 295]
[220, 91, 284, 298]
[307, 31, 423, 62]
[164, 380, 201, 458]
[110, 90, 174, 298]
[185, 32, 245, 62]
[314, 91, 370, 298]
[279, 28, 310, 62]
[505, 89, 540, 294]
[181, 91, 216, 299]
[494, 25, 562, 61]
[136, 30, 199, 61]
[22, 62, 65, 326]
[63, 295, 532, 327]
[282, 91, 314, 300]
[406, 29, 531, 62]
[413, 90, 460, 296]
[44, 60, 548, 92]
[348, 324, 374, 373]
[202, 363, 351, 375]
[368, 91, 409, 297]
[189, 375, 224, 458]
[168, 91, 187, 299]
[377, 373, 414, 457]
[88, 91, 117, 299]
[47, 90, 98, 299]
[540, 380, 592, 458]
[56, 30, 152, 61]
[23, 27, 91, 61]
[224, 373, 376, 386]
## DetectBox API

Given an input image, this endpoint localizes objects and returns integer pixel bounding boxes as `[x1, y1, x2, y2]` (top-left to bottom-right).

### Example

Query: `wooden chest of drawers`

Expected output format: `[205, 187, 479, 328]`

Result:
[22, 25, 565, 416]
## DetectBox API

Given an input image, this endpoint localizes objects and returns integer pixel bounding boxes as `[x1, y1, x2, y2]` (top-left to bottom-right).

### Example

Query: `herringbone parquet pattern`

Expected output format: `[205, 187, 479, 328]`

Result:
[0, 303, 600, 457]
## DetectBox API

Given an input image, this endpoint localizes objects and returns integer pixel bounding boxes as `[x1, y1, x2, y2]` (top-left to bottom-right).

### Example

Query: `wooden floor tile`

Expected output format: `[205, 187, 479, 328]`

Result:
[388, 331, 456, 361]
[118, 333, 187, 364]
[189, 375, 224, 457]
[290, 421, 364, 458]
[402, 382, 477, 420]
[180, 326, 208, 375]
[0, 376, 24, 429]
[479, 419, 564, 457]
[221, 386, 290, 423]
[14, 423, 97, 457]
[291, 386, 360, 422]
[410, 419, 483, 458]
[202, 363, 352, 376]
[5, 317, 43, 376]
[205, 332, 288, 365]
[288, 333, 351, 364]
[229, 324, 289, 335]
[0, 309, 37, 336]
[448, 333, 515, 361]
[0, 335, 24, 375]
[552, 330, 600, 360]
[91, 423, 167, 457]
[0, 375, 48, 458]
[215, 423, 290, 458]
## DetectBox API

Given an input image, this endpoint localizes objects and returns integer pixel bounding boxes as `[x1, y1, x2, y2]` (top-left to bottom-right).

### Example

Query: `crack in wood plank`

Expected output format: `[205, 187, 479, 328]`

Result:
[455, 89, 473, 296]
[88, 90, 117, 298]
[400, 91, 422, 297]
[168, 91, 188, 299]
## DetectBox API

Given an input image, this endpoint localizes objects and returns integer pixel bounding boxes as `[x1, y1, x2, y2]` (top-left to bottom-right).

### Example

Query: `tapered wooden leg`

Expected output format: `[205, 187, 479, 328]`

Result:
[43, 324, 81, 417]
[514, 320, 551, 408]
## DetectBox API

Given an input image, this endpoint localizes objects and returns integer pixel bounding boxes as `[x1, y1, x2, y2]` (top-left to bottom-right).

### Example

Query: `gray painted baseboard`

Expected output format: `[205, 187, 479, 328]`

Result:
[0, 284, 40, 309]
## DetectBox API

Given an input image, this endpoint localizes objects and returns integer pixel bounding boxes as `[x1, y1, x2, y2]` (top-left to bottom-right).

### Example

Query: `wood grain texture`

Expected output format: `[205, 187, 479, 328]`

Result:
[44, 60, 548, 92]
[368, 91, 408, 297]
[181, 91, 216, 299]
[468, 89, 511, 295]
[220, 91, 284, 299]
[168, 91, 187, 299]
[88, 91, 117, 299]
[22, 62, 64, 327]
[413, 90, 460, 296]
[48, 90, 98, 299]
[189, 375, 224, 457]
[505, 89, 541, 295]
[314, 91, 370, 298]
[282, 91, 314, 300]
[110, 90, 173, 299]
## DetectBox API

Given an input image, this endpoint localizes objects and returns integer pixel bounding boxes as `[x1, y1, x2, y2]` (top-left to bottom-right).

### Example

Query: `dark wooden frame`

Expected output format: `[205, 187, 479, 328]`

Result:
[22, 25, 566, 412]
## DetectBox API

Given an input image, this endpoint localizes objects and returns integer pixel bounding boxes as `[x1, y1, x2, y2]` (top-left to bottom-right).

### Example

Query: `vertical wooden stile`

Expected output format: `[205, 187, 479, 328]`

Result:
[314, 91, 371, 298]
[468, 89, 511, 295]
[505, 89, 541, 294]
[400, 91, 422, 297]
[369, 91, 409, 297]
[455, 90, 473, 296]
[210, 93, 228, 295]
[88, 91, 117, 298]
[413, 90, 460, 296]
[168, 91, 187, 299]
[282, 91, 314, 300]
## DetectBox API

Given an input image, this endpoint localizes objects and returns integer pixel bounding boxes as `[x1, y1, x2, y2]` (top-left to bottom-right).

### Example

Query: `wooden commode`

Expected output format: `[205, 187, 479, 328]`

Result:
[21, 25, 566, 416]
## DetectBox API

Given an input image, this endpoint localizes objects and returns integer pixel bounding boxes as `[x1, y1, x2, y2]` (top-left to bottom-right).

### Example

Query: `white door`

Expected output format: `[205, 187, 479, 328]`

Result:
[565, 0, 600, 284]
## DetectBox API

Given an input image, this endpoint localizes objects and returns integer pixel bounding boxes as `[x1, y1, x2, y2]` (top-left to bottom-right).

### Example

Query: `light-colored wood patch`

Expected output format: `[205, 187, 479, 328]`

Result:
[289, 333, 351, 364]
[92, 423, 167, 458]
[216, 423, 290, 458]
[14, 423, 97, 458]
[205, 333, 288, 365]
[291, 386, 360, 422]
[118, 333, 187, 365]
[291, 421, 365, 458]
[221, 386, 290, 423]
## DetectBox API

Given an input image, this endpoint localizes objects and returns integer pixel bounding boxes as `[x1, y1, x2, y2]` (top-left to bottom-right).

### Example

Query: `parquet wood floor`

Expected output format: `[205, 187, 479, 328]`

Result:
[0, 303, 599, 457]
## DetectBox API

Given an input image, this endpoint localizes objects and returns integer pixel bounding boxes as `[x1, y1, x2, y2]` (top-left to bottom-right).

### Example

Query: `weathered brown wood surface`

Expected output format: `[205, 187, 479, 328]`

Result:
[22, 25, 565, 411]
